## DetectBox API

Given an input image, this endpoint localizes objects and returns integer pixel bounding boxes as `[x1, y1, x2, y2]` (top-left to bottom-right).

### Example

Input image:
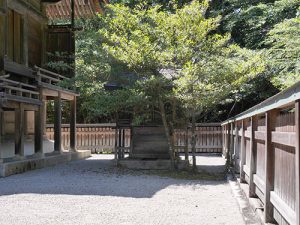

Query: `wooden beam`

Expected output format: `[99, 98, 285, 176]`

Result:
[249, 116, 257, 197]
[70, 96, 76, 151]
[295, 100, 300, 225]
[271, 131, 295, 147]
[263, 109, 278, 223]
[15, 103, 25, 156]
[54, 92, 62, 152]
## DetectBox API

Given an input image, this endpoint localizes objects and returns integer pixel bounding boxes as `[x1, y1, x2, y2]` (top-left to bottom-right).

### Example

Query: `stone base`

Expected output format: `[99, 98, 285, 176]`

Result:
[0, 150, 91, 177]
[117, 158, 189, 170]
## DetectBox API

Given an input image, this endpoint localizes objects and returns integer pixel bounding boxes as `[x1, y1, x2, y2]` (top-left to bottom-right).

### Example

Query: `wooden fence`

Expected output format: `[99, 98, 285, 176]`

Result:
[174, 123, 222, 153]
[222, 82, 300, 225]
[46, 123, 222, 154]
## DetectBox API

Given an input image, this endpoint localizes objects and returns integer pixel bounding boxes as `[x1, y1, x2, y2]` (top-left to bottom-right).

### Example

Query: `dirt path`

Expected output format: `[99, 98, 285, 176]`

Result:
[0, 155, 245, 225]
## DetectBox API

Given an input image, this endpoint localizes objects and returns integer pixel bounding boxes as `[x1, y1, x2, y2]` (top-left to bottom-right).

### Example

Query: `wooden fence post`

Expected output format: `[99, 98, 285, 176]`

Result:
[263, 109, 278, 223]
[230, 122, 235, 165]
[114, 128, 118, 161]
[226, 124, 231, 159]
[249, 116, 258, 197]
[295, 101, 300, 225]
[234, 121, 239, 172]
[240, 119, 246, 183]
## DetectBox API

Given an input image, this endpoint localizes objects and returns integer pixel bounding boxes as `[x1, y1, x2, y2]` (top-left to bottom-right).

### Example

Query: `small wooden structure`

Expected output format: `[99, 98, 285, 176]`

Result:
[222, 81, 300, 225]
[131, 126, 170, 159]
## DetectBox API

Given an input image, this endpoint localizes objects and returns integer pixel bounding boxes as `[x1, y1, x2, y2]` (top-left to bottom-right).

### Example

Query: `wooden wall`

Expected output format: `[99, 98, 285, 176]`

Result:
[3, 0, 46, 68]
[223, 105, 299, 225]
[28, 16, 42, 67]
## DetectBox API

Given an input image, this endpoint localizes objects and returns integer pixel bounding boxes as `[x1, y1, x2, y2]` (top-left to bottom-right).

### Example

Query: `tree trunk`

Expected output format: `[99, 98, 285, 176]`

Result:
[191, 108, 197, 171]
[159, 98, 175, 169]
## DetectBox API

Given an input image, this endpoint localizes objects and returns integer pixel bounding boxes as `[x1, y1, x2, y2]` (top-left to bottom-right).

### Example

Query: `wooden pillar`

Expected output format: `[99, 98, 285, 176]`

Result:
[71, 0, 75, 28]
[114, 128, 118, 161]
[15, 104, 25, 157]
[118, 128, 122, 159]
[240, 120, 246, 182]
[121, 129, 125, 159]
[249, 116, 258, 197]
[130, 127, 134, 158]
[0, 110, 2, 160]
[34, 101, 44, 154]
[295, 101, 300, 225]
[54, 93, 62, 152]
[70, 97, 76, 151]
[263, 109, 278, 223]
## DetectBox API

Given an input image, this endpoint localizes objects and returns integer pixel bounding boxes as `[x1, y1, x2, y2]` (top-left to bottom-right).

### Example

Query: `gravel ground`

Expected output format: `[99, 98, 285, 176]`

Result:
[0, 154, 245, 225]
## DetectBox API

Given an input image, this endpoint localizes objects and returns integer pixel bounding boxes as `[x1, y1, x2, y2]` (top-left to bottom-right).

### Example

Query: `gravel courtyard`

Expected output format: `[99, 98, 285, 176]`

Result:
[0, 155, 245, 225]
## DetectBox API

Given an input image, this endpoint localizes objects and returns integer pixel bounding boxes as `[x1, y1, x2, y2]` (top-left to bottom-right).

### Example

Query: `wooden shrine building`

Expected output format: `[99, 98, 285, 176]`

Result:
[0, 0, 104, 176]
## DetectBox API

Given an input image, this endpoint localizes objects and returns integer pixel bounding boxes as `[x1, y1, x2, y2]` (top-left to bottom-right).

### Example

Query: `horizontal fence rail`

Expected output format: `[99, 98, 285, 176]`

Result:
[222, 81, 300, 225]
[46, 123, 222, 154]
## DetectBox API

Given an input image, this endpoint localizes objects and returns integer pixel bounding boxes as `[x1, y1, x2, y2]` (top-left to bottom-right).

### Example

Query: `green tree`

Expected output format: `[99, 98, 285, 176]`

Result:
[98, 1, 264, 169]
[265, 9, 300, 89]
[165, 1, 265, 170]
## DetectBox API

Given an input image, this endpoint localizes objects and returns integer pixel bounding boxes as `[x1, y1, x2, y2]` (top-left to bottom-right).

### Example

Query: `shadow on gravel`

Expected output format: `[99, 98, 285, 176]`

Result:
[0, 157, 227, 198]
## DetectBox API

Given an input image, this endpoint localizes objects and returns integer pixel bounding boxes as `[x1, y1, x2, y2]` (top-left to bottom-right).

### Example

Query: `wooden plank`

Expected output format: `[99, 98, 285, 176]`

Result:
[254, 174, 265, 194]
[270, 191, 296, 225]
[272, 131, 296, 147]
[244, 130, 251, 138]
[295, 100, 300, 225]
[255, 131, 266, 141]
[243, 164, 250, 177]
[264, 109, 278, 223]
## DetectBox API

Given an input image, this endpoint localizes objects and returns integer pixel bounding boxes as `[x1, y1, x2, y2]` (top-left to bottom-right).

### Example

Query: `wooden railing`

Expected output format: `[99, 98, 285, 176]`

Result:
[222, 81, 300, 225]
[0, 74, 40, 102]
[35, 66, 70, 87]
[46, 123, 222, 154]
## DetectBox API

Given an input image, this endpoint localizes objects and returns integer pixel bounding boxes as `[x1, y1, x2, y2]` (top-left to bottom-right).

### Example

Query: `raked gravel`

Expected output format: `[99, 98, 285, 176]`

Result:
[0, 154, 245, 225]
